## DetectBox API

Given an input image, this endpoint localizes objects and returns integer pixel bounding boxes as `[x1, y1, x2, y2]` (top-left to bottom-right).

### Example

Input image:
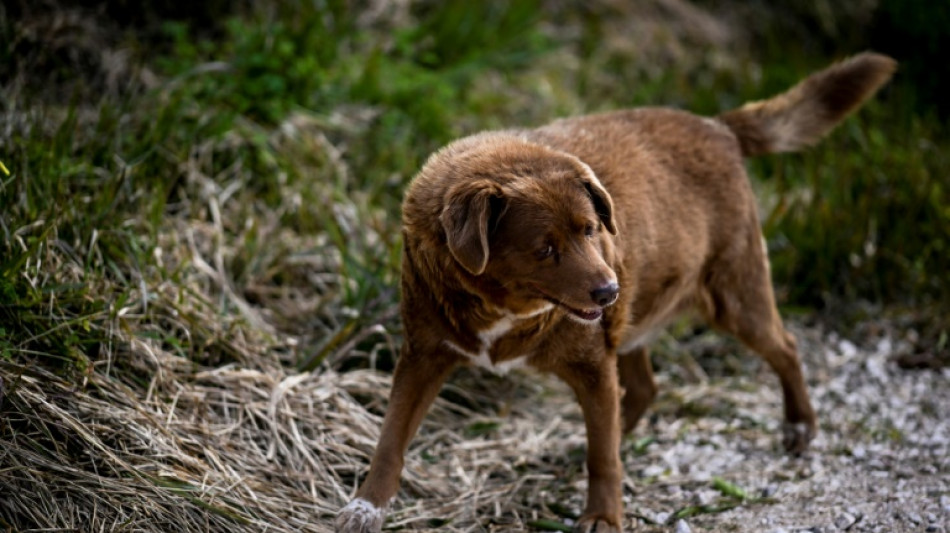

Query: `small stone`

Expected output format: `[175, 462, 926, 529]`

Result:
[835, 513, 857, 530]
[674, 519, 692, 533]
[655, 511, 671, 525]
[694, 489, 718, 506]
[908, 512, 923, 524]
[926, 512, 938, 523]
[896, 467, 916, 479]
[839, 339, 858, 358]
[926, 526, 942, 533]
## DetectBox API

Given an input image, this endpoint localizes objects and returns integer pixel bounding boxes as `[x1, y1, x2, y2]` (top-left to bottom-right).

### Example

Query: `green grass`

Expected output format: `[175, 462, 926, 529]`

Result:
[1, 0, 948, 381]
[755, 91, 950, 310]
[0, 2, 554, 376]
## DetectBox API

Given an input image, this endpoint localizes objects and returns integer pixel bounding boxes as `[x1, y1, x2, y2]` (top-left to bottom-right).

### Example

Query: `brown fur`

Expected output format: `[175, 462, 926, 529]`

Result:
[337, 53, 896, 533]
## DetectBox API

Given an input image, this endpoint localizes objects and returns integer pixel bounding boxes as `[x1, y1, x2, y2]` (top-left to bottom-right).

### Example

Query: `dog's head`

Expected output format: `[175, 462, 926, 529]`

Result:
[439, 146, 619, 323]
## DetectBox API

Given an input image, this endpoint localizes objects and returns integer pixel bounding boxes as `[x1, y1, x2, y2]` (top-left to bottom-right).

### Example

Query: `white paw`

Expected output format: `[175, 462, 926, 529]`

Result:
[335, 498, 385, 533]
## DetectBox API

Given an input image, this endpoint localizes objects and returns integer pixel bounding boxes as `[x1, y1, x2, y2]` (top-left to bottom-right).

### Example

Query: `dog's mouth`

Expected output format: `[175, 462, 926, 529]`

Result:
[563, 305, 603, 322]
[534, 288, 605, 323]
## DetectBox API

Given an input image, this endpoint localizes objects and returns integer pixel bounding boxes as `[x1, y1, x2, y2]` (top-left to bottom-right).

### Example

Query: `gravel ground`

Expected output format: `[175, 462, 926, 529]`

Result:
[620, 323, 950, 533]
[372, 320, 950, 532]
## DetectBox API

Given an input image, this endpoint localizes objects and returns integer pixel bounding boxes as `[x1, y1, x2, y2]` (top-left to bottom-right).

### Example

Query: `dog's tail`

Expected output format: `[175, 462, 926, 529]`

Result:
[718, 52, 897, 157]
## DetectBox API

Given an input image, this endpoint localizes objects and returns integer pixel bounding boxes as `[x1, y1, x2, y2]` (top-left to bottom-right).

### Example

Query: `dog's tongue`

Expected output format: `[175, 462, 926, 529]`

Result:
[572, 308, 603, 321]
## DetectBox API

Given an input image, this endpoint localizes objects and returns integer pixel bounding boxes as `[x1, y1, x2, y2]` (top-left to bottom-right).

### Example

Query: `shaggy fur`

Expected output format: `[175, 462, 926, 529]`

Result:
[336, 52, 896, 533]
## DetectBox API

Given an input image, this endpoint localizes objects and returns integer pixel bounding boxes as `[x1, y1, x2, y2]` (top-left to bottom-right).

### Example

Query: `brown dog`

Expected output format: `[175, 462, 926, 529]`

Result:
[336, 53, 896, 532]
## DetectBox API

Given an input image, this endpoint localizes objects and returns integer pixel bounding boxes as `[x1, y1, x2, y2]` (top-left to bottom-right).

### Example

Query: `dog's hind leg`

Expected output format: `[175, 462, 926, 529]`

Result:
[617, 346, 657, 435]
[745, 321, 817, 455]
[704, 240, 817, 455]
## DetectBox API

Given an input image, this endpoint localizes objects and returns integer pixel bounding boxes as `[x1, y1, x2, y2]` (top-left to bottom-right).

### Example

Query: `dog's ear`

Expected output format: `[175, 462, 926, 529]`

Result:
[440, 180, 505, 275]
[580, 171, 617, 235]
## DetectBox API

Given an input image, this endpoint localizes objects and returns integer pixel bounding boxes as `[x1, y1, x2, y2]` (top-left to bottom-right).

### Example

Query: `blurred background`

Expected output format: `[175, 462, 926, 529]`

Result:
[3, 1, 948, 356]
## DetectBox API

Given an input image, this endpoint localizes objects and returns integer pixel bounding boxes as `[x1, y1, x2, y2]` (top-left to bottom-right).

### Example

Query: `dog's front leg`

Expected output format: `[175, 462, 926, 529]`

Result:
[336, 346, 458, 533]
[556, 355, 624, 533]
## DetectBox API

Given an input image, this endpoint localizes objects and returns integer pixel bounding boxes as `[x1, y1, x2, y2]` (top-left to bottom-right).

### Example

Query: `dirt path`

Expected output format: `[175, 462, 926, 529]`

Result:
[623, 324, 949, 532]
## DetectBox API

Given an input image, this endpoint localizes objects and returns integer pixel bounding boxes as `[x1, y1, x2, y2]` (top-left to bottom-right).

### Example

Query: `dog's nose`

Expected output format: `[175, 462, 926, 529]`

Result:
[590, 282, 619, 307]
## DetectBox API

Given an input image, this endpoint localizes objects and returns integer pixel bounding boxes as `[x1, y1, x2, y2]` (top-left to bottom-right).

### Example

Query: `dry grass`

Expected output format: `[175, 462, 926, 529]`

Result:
[0, 298, 585, 532]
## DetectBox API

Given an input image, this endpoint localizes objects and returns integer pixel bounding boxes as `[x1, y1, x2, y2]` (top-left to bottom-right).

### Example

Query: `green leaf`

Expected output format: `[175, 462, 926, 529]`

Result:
[631, 435, 655, 455]
[712, 477, 749, 500]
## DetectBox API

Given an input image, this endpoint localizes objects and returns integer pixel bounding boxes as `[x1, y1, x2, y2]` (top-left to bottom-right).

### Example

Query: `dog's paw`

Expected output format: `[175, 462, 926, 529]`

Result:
[782, 420, 817, 455]
[573, 516, 622, 533]
[335, 498, 385, 533]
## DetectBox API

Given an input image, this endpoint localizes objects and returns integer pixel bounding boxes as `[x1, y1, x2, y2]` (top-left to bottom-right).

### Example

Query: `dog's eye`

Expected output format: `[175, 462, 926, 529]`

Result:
[537, 244, 555, 260]
[584, 223, 597, 237]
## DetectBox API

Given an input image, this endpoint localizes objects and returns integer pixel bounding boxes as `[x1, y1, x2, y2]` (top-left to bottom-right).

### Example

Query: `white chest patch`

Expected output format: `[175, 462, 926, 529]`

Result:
[477, 315, 516, 345]
[443, 303, 554, 375]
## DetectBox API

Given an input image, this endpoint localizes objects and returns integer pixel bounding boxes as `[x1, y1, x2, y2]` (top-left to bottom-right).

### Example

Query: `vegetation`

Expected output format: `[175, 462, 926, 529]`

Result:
[0, 1, 947, 530]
